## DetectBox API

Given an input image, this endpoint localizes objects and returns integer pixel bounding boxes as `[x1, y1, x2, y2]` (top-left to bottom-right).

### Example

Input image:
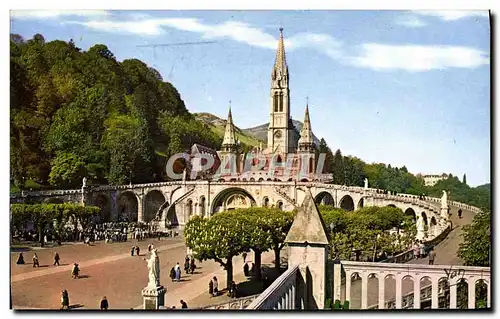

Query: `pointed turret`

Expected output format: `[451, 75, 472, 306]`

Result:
[298, 100, 315, 151]
[285, 188, 330, 245]
[272, 28, 288, 81]
[222, 104, 237, 152]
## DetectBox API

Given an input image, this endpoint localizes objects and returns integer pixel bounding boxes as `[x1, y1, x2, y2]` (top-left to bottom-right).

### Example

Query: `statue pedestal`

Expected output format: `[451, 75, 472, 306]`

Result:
[142, 285, 166, 310]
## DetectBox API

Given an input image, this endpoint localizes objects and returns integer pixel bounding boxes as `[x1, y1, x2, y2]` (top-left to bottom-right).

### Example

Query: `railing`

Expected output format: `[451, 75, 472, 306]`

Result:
[340, 261, 490, 309]
[246, 264, 299, 310]
[200, 294, 259, 310]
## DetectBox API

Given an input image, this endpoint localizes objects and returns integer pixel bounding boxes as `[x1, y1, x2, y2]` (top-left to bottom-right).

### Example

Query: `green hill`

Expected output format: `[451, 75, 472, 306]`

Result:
[194, 112, 264, 150]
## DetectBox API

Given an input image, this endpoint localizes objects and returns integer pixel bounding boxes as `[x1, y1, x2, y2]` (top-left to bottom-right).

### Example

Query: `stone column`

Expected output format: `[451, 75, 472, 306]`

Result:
[431, 278, 439, 309]
[137, 194, 144, 222]
[413, 277, 420, 309]
[333, 261, 342, 302]
[487, 281, 491, 308]
[378, 276, 385, 309]
[361, 273, 368, 309]
[345, 273, 351, 305]
[449, 281, 457, 309]
[395, 275, 402, 309]
[468, 280, 476, 309]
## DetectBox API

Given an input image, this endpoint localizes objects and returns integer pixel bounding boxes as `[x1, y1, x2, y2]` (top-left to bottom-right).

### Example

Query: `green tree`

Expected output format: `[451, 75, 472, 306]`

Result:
[48, 153, 87, 188]
[332, 149, 345, 185]
[458, 211, 490, 267]
[462, 174, 467, 185]
[184, 213, 247, 289]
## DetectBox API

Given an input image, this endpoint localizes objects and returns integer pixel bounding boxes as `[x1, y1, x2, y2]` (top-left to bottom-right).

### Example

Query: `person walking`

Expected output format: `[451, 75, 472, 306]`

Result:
[428, 248, 436, 265]
[413, 243, 421, 259]
[53, 252, 60, 266]
[180, 300, 188, 309]
[170, 267, 176, 282]
[190, 258, 196, 274]
[228, 281, 237, 298]
[419, 242, 425, 258]
[184, 257, 190, 274]
[135, 246, 140, 256]
[208, 279, 214, 297]
[100, 296, 109, 310]
[174, 262, 181, 281]
[61, 290, 69, 310]
[71, 263, 80, 279]
[16, 253, 25, 265]
[212, 276, 218, 297]
[32, 253, 39, 267]
[130, 246, 135, 256]
[458, 209, 463, 219]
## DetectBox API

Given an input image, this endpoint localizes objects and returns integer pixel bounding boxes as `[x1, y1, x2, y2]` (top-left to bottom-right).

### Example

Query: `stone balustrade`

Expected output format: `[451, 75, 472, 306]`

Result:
[200, 294, 259, 310]
[246, 265, 299, 310]
[340, 261, 490, 309]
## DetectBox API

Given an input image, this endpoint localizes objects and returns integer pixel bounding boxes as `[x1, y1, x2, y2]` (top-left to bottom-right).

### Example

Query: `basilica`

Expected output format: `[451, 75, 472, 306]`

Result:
[189, 29, 329, 183]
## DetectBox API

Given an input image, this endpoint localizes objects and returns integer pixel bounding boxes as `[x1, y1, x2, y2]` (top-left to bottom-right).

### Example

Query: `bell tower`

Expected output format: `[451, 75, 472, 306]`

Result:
[268, 28, 292, 155]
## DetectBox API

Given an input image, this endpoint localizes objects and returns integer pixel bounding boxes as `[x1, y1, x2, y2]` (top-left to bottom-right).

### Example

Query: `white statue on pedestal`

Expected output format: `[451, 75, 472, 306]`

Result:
[146, 249, 160, 287]
[441, 190, 448, 209]
[364, 178, 368, 189]
[82, 177, 87, 188]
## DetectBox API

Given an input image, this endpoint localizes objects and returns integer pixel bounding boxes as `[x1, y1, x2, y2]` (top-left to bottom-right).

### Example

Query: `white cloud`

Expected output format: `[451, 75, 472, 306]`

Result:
[349, 43, 490, 71]
[413, 10, 489, 21]
[69, 16, 343, 56]
[394, 15, 427, 28]
[10, 10, 109, 20]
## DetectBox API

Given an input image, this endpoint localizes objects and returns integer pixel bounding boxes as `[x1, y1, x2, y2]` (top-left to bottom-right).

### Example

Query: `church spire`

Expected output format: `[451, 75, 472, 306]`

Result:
[298, 98, 314, 151]
[222, 102, 237, 152]
[272, 28, 288, 82]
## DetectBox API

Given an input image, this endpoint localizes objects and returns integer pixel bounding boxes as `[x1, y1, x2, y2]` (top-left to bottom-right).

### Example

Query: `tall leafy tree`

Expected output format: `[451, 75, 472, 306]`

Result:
[332, 149, 345, 185]
[458, 210, 490, 267]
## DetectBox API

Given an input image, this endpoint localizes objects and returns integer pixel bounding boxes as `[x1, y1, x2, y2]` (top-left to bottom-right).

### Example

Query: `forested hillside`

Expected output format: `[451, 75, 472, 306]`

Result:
[10, 34, 221, 189]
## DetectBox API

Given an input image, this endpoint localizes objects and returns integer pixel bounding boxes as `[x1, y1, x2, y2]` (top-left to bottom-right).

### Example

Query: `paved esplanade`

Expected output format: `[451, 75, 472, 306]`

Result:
[11, 237, 274, 309]
[346, 203, 476, 309]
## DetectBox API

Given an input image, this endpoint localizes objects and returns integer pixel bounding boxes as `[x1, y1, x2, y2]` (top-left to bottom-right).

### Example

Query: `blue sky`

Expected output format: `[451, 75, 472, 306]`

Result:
[10, 10, 490, 186]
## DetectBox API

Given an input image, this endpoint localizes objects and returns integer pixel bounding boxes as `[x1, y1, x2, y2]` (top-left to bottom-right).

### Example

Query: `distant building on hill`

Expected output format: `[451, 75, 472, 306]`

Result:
[419, 173, 448, 187]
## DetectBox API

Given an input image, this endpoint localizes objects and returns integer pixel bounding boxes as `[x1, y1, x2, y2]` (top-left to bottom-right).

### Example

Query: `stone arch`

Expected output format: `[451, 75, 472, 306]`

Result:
[402, 275, 415, 309]
[250, 178, 255, 182]
[456, 278, 468, 309]
[143, 190, 166, 223]
[358, 197, 365, 209]
[94, 194, 112, 222]
[404, 208, 417, 223]
[384, 274, 396, 309]
[300, 178, 309, 182]
[186, 199, 193, 219]
[262, 196, 270, 208]
[438, 277, 450, 308]
[387, 204, 397, 208]
[116, 191, 139, 222]
[277, 201, 283, 210]
[199, 196, 206, 216]
[475, 279, 488, 308]
[339, 195, 355, 211]
[421, 212, 428, 226]
[258, 178, 264, 182]
[350, 272, 362, 309]
[367, 273, 379, 309]
[419, 276, 432, 309]
[314, 191, 334, 206]
[211, 188, 257, 214]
